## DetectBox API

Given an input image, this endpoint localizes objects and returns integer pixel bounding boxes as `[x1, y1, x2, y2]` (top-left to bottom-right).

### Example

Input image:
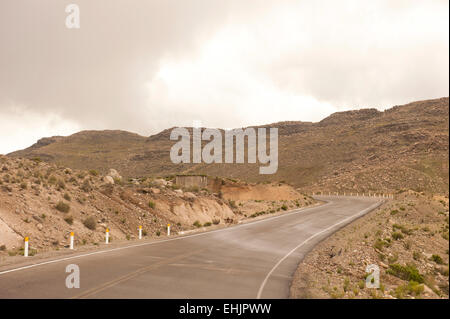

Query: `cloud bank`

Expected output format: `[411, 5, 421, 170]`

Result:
[0, 0, 448, 153]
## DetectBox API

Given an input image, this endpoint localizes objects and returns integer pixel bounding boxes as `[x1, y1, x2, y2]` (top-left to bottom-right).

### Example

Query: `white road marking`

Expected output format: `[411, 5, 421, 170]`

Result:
[256, 200, 383, 299]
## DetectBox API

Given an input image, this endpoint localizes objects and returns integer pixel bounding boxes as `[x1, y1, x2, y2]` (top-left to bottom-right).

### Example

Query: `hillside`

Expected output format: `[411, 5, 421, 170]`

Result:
[9, 97, 449, 195]
[0, 156, 312, 257]
[291, 191, 449, 299]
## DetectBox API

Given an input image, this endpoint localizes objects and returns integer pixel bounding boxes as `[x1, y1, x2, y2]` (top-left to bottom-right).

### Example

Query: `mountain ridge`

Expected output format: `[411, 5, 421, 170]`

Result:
[8, 97, 449, 194]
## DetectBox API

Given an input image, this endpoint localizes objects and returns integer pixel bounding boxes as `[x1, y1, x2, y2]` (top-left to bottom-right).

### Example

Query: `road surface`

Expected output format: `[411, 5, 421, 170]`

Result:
[0, 196, 383, 298]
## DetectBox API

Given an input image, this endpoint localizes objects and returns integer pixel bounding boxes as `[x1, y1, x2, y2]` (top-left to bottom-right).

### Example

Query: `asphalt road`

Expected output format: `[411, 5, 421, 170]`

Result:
[0, 196, 383, 299]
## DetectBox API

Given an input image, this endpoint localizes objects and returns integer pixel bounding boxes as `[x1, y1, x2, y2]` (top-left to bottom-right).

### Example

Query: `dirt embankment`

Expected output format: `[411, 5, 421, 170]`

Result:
[0, 156, 314, 260]
[290, 191, 449, 299]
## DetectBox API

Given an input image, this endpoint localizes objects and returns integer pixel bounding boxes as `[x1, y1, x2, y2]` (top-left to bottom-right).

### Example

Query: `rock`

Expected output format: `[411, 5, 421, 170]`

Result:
[104, 176, 115, 184]
[184, 192, 196, 199]
[108, 169, 122, 181]
[32, 215, 43, 223]
[36, 223, 43, 231]
[154, 179, 168, 186]
[379, 262, 388, 269]
[174, 189, 183, 194]
[151, 188, 161, 194]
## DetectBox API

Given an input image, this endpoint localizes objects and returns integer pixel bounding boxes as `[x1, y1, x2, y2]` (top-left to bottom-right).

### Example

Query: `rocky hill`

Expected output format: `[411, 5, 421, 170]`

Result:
[8, 97, 449, 195]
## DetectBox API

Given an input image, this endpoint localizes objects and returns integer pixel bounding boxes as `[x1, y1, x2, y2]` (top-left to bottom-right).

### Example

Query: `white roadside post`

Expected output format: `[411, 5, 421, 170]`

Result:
[105, 228, 109, 244]
[24, 237, 29, 257]
[167, 224, 171, 237]
[139, 225, 142, 240]
[70, 232, 74, 250]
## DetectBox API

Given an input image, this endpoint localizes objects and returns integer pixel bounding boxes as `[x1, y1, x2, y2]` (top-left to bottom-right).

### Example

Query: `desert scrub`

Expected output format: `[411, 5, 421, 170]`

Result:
[89, 169, 99, 176]
[394, 281, 424, 298]
[386, 264, 424, 283]
[148, 201, 156, 209]
[185, 186, 199, 193]
[392, 232, 404, 240]
[55, 201, 70, 213]
[393, 224, 413, 235]
[63, 193, 71, 201]
[373, 238, 389, 250]
[413, 251, 422, 261]
[64, 216, 74, 225]
[57, 179, 65, 190]
[390, 209, 399, 215]
[281, 204, 288, 211]
[212, 219, 220, 225]
[81, 179, 92, 192]
[193, 220, 202, 228]
[431, 254, 444, 265]
[203, 222, 212, 227]
[83, 216, 96, 230]
[228, 200, 237, 209]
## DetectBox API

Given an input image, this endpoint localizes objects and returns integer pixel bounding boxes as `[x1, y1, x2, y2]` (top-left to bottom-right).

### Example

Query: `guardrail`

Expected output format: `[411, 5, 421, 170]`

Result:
[311, 191, 393, 198]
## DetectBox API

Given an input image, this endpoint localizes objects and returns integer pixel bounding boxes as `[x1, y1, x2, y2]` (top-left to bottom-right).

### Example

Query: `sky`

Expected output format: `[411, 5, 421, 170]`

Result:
[0, 0, 448, 154]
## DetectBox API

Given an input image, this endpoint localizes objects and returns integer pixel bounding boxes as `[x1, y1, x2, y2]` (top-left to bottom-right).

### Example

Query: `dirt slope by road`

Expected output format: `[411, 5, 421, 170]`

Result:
[291, 191, 449, 299]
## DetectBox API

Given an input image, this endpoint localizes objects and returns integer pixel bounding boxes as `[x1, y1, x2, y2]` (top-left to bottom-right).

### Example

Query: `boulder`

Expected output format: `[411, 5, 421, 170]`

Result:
[151, 188, 161, 194]
[104, 176, 115, 184]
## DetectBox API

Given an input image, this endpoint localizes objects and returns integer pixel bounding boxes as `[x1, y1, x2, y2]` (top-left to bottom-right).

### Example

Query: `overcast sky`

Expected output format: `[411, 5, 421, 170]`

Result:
[0, 0, 448, 154]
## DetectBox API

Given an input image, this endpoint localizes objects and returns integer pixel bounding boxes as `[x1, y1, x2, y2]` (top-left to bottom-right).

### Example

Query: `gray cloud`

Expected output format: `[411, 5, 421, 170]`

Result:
[0, 0, 448, 154]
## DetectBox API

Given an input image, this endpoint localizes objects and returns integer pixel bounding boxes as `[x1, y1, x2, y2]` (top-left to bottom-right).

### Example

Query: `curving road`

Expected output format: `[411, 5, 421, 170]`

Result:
[0, 196, 383, 299]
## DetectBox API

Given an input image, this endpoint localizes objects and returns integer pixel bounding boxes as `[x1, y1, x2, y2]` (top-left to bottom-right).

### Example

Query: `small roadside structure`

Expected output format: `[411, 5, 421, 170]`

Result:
[175, 175, 208, 188]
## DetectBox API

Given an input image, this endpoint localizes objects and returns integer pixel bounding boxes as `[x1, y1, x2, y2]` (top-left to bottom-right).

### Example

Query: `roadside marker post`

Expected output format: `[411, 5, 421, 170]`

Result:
[70, 232, 74, 250]
[105, 228, 109, 244]
[139, 225, 142, 240]
[24, 237, 29, 257]
[167, 224, 171, 237]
